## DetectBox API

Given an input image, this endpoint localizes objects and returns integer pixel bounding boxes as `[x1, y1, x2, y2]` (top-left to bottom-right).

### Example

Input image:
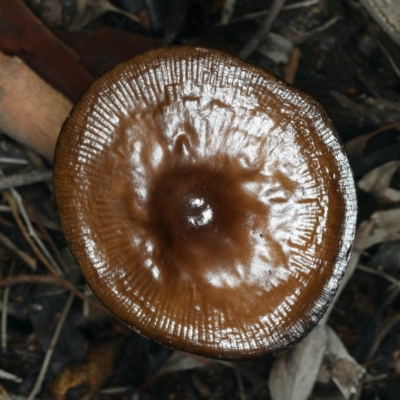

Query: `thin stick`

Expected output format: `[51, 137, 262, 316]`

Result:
[0, 157, 29, 165]
[0, 274, 65, 288]
[1, 263, 15, 353]
[0, 233, 36, 270]
[3, 192, 60, 276]
[376, 39, 400, 79]
[27, 292, 75, 400]
[220, 0, 237, 25]
[367, 311, 400, 360]
[228, 0, 319, 24]
[0, 385, 13, 400]
[235, 369, 247, 400]
[284, 47, 300, 84]
[0, 275, 108, 314]
[239, 0, 286, 59]
[0, 369, 22, 383]
[357, 264, 400, 289]
[26, 204, 69, 274]
[1, 287, 10, 353]
[0, 170, 52, 191]
[10, 190, 63, 275]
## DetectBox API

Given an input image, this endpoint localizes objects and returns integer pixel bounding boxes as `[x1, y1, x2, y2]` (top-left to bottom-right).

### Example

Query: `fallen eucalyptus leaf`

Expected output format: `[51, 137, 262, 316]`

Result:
[358, 160, 400, 201]
[269, 325, 327, 400]
[354, 209, 400, 250]
[326, 327, 365, 400]
[158, 351, 210, 375]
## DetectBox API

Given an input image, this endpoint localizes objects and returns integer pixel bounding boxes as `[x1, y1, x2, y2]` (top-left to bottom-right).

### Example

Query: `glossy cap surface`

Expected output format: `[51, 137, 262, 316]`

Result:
[53, 46, 357, 359]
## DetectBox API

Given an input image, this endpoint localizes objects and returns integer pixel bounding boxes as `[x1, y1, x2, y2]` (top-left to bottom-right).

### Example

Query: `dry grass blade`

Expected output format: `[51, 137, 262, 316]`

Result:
[235, 369, 247, 400]
[1, 263, 15, 353]
[3, 190, 63, 276]
[26, 204, 69, 274]
[0, 369, 22, 383]
[0, 275, 108, 314]
[367, 311, 400, 360]
[0, 170, 52, 191]
[239, 0, 286, 59]
[27, 292, 75, 400]
[357, 264, 400, 290]
[220, 0, 237, 25]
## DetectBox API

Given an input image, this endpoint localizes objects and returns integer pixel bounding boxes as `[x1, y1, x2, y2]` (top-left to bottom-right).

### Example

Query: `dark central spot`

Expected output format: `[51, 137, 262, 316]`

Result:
[149, 167, 225, 245]
[147, 162, 266, 272]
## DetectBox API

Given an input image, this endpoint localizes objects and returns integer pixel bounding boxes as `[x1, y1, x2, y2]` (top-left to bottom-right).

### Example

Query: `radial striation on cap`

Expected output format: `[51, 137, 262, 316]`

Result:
[53, 46, 357, 359]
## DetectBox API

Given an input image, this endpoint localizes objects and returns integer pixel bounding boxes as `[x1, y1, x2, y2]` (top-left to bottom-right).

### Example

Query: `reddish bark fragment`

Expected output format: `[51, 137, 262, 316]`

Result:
[0, 0, 93, 101]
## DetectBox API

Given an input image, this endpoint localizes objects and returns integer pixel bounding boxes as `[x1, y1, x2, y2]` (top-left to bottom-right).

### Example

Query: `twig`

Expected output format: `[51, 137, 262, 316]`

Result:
[0, 385, 12, 400]
[0, 157, 29, 165]
[364, 373, 388, 382]
[299, 16, 341, 37]
[1, 263, 15, 353]
[357, 264, 400, 289]
[0, 369, 22, 383]
[3, 191, 62, 276]
[0, 233, 36, 270]
[25, 204, 69, 274]
[228, 0, 319, 24]
[284, 47, 300, 84]
[0, 170, 52, 191]
[239, 0, 286, 59]
[11, 190, 62, 275]
[235, 369, 247, 400]
[376, 39, 400, 79]
[0, 274, 69, 288]
[367, 311, 400, 360]
[27, 292, 75, 400]
[0, 275, 108, 314]
[220, 0, 237, 25]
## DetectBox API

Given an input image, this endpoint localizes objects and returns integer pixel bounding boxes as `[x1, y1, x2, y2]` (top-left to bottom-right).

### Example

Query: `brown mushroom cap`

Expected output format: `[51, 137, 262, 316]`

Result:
[53, 46, 356, 359]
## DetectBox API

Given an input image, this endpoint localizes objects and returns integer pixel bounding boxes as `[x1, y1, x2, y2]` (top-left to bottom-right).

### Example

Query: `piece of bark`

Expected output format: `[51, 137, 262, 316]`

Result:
[0, 52, 72, 162]
[0, 0, 93, 101]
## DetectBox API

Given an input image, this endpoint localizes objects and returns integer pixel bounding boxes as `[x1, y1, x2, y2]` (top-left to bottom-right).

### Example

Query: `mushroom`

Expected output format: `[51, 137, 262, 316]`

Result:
[53, 46, 356, 359]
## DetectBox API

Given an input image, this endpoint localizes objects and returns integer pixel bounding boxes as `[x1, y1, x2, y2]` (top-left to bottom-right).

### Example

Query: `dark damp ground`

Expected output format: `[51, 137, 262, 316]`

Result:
[0, 1, 400, 399]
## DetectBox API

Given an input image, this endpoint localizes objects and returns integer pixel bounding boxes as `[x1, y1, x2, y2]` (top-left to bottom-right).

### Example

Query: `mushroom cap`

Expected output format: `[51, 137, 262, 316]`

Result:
[53, 46, 356, 359]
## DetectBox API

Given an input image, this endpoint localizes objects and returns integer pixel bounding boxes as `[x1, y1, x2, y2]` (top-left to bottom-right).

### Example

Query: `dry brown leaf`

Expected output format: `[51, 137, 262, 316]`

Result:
[345, 122, 400, 157]
[354, 209, 400, 251]
[326, 327, 365, 399]
[269, 325, 328, 400]
[50, 339, 123, 400]
[358, 160, 400, 202]
[70, 0, 140, 31]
